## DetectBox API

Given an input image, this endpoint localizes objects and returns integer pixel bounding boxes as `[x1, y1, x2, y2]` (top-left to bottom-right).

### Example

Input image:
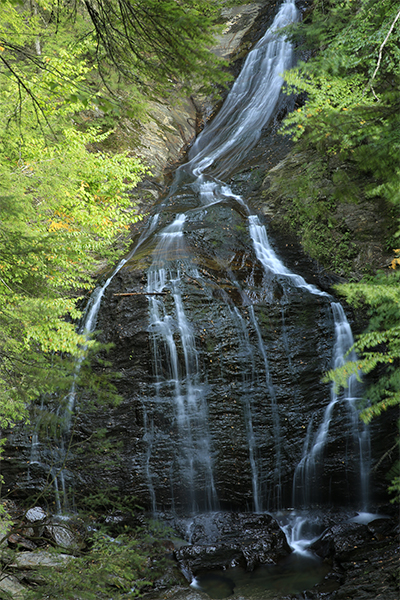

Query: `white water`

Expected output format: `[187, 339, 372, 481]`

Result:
[249, 215, 329, 298]
[244, 215, 371, 547]
[291, 303, 370, 510]
[143, 0, 370, 525]
[143, 0, 300, 515]
[30, 215, 160, 513]
[147, 215, 218, 513]
[185, 0, 299, 179]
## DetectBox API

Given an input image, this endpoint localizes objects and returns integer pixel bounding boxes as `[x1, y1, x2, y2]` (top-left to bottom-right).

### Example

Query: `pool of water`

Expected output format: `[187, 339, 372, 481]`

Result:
[191, 551, 330, 599]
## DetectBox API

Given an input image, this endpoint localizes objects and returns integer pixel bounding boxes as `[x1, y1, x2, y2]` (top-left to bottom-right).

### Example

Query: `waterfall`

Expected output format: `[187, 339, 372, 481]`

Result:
[147, 215, 218, 513]
[248, 215, 329, 298]
[141, 0, 370, 516]
[29, 215, 160, 513]
[291, 303, 370, 510]
[185, 0, 299, 179]
[230, 306, 261, 512]
[141, 0, 300, 514]
[248, 306, 282, 510]
[245, 216, 371, 550]
[29, 0, 372, 523]
[246, 215, 371, 511]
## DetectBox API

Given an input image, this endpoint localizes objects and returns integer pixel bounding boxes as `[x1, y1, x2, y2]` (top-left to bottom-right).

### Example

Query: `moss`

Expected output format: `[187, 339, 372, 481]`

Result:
[261, 149, 394, 278]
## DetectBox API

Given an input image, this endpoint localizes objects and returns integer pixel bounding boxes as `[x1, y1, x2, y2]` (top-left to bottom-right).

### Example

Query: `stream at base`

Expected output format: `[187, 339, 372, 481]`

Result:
[191, 559, 330, 600]
[183, 508, 331, 599]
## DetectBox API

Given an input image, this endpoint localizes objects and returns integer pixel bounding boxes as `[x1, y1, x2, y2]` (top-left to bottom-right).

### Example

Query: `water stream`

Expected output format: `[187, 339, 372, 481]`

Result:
[29, 216, 160, 512]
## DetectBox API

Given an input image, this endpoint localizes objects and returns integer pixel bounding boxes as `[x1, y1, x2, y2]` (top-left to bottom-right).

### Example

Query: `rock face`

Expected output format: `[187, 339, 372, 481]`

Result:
[5, 171, 391, 515]
[39, 192, 389, 515]
[305, 513, 400, 600]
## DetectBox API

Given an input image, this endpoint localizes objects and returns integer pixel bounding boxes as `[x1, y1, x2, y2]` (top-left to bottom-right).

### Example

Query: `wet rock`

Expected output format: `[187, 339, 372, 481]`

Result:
[173, 513, 291, 575]
[0, 3, 394, 530]
[307, 514, 400, 600]
[310, 516, 398, 564]
[144, 587, 207, 600]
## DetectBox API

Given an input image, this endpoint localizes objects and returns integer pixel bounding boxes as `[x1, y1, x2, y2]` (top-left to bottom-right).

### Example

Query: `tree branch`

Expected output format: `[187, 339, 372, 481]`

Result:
[366, 8, 400, 99]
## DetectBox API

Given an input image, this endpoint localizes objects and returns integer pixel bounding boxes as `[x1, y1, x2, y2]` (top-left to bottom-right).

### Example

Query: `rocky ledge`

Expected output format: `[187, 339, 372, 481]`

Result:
[144, 508, 399, 600]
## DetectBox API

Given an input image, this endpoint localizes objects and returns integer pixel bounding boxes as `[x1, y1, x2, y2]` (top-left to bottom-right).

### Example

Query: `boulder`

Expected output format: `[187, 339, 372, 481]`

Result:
[173, 512, 291, 575]
[26, 506, 47, 522]
[45, 521, 81, 550]
[9, 549, 74, 569]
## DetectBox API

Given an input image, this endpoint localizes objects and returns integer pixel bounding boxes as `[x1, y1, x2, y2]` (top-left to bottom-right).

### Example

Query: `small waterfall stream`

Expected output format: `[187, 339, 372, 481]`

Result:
[146, 214, 218, 513]
[28, 216, 160, 512]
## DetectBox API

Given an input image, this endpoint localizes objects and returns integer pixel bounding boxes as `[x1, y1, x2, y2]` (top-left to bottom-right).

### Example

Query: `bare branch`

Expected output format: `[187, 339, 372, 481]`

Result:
[366, 8, 400, 99]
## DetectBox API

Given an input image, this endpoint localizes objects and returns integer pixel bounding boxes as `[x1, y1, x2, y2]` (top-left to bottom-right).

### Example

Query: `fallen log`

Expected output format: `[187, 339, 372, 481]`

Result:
[113, 292, 167, 296]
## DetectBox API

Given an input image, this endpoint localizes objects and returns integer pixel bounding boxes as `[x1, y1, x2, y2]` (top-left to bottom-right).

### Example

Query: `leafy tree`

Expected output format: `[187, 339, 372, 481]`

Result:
[0, 40, 147, 431]
[277, 0, 400, 498]
[0, 0, 231, 121]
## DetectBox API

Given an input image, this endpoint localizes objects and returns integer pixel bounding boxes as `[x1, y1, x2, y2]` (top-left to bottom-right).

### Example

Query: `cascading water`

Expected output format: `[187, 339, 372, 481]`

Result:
[244, 215, 371, 553]
[182, 0, 299, 179]
[139, 0, 370, 518]
[140, 0, 302, 514]
[292, 302, 370, 510]
[146, 214, 218, 513]
[248, 215, 370, 512]
[29, 216, 160, 513]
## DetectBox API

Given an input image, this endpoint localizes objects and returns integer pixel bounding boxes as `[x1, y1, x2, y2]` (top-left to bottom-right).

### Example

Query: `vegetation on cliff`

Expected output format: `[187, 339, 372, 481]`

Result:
[0, 0, 230, 430]
[275, 0, 400, 498]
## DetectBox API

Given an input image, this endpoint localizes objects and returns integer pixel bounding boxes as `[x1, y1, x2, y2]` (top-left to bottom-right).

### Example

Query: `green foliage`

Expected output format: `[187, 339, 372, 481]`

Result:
[18, 525, 172, 599]
[10, 503, 175, 600]
[0, 0, 231, 123]
[268, 154, 358, 272]
[26, 532, 149, 599]
[0, 0, 234, 432]
[281, 0, 400, 212]
[0, 18, 149, 430]
[0, 128, 145, 427]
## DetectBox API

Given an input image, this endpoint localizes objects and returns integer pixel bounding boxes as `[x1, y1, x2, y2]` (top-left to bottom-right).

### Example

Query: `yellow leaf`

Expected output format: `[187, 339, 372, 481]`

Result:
[389, 258, 400, 269]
